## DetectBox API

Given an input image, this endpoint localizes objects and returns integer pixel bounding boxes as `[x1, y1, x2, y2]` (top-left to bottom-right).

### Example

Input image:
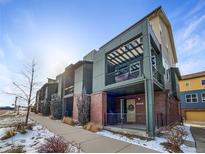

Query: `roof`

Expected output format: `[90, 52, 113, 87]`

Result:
[74, 60, 93, 69]
[181, 71, 205, 80]
[99, 6, 178, 63]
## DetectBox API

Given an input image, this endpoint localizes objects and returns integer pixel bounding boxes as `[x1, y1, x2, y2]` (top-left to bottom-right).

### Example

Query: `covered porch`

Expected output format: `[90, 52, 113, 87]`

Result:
[103, 81, 166, 136]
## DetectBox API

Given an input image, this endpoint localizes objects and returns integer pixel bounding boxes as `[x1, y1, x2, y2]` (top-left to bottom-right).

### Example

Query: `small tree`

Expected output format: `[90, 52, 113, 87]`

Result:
[5, 60, 38, 125]
[76, 87, 90, 125]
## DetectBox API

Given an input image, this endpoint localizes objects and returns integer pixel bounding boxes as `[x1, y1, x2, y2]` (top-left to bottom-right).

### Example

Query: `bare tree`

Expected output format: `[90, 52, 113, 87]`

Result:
[5, 60, 38, 125]
[76, 87, 90, 125]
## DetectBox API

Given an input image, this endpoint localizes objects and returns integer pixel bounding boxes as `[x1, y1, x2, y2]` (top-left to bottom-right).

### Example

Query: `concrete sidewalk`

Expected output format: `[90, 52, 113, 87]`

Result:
[30, 113, 159, 153]
[191, 126, 205, 153]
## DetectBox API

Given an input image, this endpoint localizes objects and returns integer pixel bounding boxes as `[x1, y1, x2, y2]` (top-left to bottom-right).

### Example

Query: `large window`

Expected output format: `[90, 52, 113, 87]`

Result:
[201, 80, 205, 85]
[186, 94, 198, 103]
[202, 93, 205, 102]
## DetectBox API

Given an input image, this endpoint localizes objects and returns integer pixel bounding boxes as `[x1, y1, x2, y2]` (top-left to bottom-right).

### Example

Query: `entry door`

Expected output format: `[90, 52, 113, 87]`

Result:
[126, 99, 136, 123]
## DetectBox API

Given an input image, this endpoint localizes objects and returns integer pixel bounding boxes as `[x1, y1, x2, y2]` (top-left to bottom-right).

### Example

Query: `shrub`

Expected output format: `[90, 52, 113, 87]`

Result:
[4, 146, 25, 153]
[83, 122, 101, 132]
[162, 126, 188, 152]
[1, 129, 17, 140]
[76, 87, 90, 125]
[38, 136, 70, 153]
[63, 117, 74, 126]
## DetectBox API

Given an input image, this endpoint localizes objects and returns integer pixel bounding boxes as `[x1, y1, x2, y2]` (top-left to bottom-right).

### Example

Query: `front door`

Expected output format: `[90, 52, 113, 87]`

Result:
[126, 99, 136, 123]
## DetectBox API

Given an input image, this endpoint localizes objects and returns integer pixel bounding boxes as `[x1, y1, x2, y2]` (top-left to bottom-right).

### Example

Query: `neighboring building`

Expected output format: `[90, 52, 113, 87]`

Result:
[36, 78, 58, 116]
[90, 6, 180, 137]
[62, 64, 75, 117]
[179, 71, 205, 122]
[73, 60, 93, 120]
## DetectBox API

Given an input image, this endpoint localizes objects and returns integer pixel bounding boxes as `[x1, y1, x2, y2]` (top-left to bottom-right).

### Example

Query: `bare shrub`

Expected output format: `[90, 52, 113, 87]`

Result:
[76, 87, 90, 125]
[38, 136, 70, 153]
[83, 122, 101, 132]
[63, 117, 74, 126]
[162, 126, 188, 152]
[1, 129, 16, 140]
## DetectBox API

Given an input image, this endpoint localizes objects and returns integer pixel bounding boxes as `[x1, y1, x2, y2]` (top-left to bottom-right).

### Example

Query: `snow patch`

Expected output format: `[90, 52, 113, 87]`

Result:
[97, 124, 196, 153]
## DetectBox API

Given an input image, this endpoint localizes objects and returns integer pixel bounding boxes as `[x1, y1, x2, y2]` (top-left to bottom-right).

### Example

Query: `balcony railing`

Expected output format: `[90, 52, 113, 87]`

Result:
[152, 67, 164, 85]
[105, 63, 142, 85]
[64, 85, 74, 96]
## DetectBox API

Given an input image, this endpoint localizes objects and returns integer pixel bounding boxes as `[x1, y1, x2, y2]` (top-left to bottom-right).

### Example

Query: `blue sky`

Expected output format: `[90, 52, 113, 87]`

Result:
[0, 0, 205, 106]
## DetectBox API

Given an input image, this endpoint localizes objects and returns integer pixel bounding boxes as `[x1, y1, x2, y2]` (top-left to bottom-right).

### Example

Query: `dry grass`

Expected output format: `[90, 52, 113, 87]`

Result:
[1, 129, 17, 140]
[83, 122, 101, 132]
[161, 142, 183, 153]
[4, 146, 25, 153]
[63, 117, 74, 126]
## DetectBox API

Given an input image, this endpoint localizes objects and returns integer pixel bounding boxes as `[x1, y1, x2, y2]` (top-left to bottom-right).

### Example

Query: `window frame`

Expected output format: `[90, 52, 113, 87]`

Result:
[201, 93, 205, 102]
[185, 93, 198, 103]
[201, 80, 205, 85]
[185, 81, 191, 86]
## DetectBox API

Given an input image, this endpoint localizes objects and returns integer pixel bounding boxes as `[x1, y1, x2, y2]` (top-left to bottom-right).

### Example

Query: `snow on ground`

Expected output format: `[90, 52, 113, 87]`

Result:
[0, 111, 80, 153]
[97, 124, 196, 153]
[0, 125, 55, 153]
[182, 124, 195, 142]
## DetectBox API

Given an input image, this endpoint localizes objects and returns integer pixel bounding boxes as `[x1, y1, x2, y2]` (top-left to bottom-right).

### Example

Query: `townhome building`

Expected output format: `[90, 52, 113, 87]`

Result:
[35, 6, 181, 137]
[90, 6, 181, 137]
[179, 71, 205, 122]
[36, 78, 58, 116]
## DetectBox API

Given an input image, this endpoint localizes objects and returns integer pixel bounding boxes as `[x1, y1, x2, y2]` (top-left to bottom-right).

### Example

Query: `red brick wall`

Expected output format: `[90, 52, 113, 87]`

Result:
[89, 90, 180, 127]
[154, 91, 180, 126]
[90, 92, 107, 125]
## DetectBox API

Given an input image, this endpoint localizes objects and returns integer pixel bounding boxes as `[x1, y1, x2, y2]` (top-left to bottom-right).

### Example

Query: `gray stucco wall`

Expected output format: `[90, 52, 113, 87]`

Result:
[92, 20, 147, 93]
[74, 62, 93, 94]
[74, 65, 83, 94]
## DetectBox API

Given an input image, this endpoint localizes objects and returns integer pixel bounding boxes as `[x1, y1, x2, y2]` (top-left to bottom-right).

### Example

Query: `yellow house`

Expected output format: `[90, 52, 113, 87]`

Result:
[179, 71, 205, 122]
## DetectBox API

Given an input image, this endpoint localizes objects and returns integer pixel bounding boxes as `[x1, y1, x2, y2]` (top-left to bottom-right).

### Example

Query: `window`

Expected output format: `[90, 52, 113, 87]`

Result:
[201, 80, 205, 85]
[185, 82, 191, 86]
[130, 62, 140, 74]
[151, 55, 157, 69]
[186, 94, 198, 103]
[202, 93, 205, 102]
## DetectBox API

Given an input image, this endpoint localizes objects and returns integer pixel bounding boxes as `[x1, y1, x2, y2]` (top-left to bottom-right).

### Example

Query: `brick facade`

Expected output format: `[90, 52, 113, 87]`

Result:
[90, 90, 180, 127]
[90, 92, 107, 125]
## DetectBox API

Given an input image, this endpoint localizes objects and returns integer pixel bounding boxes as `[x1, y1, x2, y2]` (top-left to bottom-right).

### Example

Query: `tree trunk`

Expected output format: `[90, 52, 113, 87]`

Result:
[25, 105, 30, 124]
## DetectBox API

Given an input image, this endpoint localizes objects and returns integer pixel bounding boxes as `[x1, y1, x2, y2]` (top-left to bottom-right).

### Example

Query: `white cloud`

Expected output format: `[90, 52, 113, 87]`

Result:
[175, 6, 205, 75]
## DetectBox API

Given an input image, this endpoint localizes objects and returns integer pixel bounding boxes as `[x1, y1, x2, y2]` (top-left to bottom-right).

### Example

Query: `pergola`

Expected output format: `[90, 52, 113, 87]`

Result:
[106, 35, 144, 66]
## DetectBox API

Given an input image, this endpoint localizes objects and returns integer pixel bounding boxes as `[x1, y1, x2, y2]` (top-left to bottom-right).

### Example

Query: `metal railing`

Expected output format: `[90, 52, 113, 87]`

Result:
[105, 64, 142, 85]
[153, 67, 164, 85]
[104, 113, 146, 130]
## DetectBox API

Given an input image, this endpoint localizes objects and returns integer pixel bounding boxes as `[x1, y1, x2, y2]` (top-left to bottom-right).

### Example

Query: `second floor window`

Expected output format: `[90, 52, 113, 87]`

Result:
[185, 82, 191, 86]
[201, 80, 205, 85]
[202, 93, 205, 102]
[186, 94, 198, 103]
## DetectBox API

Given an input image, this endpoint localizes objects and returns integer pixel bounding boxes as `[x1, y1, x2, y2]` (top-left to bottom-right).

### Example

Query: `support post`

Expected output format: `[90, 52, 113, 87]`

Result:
[142, 20, 155, 138]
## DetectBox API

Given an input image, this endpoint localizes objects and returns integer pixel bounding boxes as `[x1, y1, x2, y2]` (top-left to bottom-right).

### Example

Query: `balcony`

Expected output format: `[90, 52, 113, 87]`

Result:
[64, 85, 74, 98]
[106, 61, 143, 85]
